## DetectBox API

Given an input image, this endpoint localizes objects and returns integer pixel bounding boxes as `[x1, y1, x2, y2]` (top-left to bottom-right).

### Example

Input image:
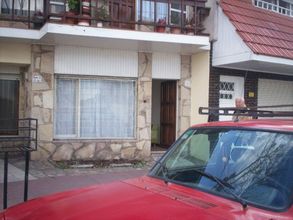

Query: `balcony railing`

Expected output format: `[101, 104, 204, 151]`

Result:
[0, 0, 209, 35]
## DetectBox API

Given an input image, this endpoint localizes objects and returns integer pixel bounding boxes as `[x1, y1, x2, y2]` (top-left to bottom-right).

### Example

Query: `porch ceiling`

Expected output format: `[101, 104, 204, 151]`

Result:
[214, 53, 293, 76]
[0, 23, 210, 54]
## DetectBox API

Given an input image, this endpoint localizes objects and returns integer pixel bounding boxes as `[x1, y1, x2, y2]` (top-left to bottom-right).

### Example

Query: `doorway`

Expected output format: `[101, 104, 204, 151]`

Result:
[151, 80, 177, 150]
[0, 78, 19, 135]
[219, 75, 244, 121]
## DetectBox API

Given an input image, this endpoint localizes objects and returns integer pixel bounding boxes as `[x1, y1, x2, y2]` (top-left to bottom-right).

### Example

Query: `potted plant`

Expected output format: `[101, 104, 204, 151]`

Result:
[96, 3, 109, 27]
[32, 10, 44, 29]
[155, 17, 166, 33]
[170, 13, 181, 34]
[65, 0, 79, 24]
[185, 17, 195, 35]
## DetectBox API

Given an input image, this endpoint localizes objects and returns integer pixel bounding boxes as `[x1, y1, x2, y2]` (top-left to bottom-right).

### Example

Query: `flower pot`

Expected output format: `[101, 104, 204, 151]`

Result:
[170, 27, 181, 34]
[97, 21, 103, 27]
[185, 26, 195, 35]
[78, 14, 90, 26]
[156, 26, 166, 33]
[65, 11, 77, 24]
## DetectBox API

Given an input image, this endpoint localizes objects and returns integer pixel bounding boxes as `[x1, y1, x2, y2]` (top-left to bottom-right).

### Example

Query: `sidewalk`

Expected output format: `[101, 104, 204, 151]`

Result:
[0, 159, 150, 210]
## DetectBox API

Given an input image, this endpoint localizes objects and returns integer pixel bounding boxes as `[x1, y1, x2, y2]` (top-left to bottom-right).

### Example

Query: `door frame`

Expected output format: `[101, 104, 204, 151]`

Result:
[219, 75, 244, 121]
[0, 74, 20, 135]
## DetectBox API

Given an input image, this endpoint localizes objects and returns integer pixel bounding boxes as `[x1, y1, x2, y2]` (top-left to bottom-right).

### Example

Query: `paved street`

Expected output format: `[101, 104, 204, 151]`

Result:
[0, 159, 150, 210]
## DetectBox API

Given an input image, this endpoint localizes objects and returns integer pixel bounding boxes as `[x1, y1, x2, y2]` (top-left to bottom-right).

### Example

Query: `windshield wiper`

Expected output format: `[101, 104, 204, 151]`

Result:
[155, 160, 169, 184]
[193, 169, 248, 209]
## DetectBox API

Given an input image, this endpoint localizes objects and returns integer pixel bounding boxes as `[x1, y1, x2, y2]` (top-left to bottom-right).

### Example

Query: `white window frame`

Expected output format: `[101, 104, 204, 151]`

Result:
[54, 75, 137, 140]
[253, 0, 293, 17]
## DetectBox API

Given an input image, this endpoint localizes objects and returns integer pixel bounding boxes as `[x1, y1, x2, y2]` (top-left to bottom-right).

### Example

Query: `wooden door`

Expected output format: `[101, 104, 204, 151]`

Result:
[0, 79, 19, 135]
[109, 0, 135, 29]
[160, 81, 177, 148]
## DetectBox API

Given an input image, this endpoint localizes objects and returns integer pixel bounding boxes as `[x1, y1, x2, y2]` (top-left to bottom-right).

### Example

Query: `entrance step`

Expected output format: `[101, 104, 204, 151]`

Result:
[151, 150, 166, 162]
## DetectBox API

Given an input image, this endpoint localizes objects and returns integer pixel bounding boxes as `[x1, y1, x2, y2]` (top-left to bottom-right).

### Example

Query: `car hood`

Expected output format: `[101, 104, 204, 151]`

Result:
[2, 176, 286, 220]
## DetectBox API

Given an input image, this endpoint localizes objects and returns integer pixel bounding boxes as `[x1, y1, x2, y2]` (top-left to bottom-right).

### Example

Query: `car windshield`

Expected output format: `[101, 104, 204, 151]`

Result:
[149, 128, 293, 210]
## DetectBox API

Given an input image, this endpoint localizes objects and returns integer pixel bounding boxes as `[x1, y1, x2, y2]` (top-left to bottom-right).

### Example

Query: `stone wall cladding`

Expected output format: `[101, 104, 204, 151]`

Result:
[30, 45, 55, 160]
[177, 55, 192, 136]
[31, 49, 152, 161]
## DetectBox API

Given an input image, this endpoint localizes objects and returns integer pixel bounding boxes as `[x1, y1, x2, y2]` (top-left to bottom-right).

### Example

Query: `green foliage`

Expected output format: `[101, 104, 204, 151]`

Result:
[68, 0, 79, 11]
[96, 5, 109, 21]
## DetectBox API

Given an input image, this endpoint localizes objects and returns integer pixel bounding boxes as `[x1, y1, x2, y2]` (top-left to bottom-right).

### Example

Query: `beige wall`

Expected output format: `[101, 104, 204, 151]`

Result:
[191, 51, 210, 125]
[0, 42, 31, 64]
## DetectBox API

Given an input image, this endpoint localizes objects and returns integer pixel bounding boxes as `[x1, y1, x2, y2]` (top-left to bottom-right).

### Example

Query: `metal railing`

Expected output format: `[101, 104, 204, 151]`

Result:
[0, 118, 38, 209]
[0, 0, 209, 35]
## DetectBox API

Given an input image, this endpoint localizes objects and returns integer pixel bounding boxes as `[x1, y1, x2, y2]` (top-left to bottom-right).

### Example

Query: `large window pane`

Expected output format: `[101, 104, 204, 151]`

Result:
[55, 79, 77, 136]
[80, 79, 135, 138]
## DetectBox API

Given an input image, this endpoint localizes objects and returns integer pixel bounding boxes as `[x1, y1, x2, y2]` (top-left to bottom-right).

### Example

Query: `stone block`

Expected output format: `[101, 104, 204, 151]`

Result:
[123, 142, 133, 148]
[31, 107, 42, 124]
[35, 56, 41, 70]
[42, 143, 56, 154]
[121, 147, 136, 159]
[72, 143, 83, 150]
[41, 52, 54, 74]
[96, 142, 106, 151]
[138, 53, 152, 78]
[182, 105, 191, 117]
[32, 73, 50, 91]
[180, 86, 190, 99]
[42, 108, 52, 123]
[75, 143, 96, 159]
[33, 94, 42, 107]
[31, 147, 50, 160]
[38, 124, 53, 141]
[96, 150, 112, 160]
[52, 144, 74, 161]
[137, 115, 146, 128]
[137, 141, 145, 150]
[180, 116, 190, 133]
[139, 128, 149, 140]
[42, 91, 53, 109]
[110, 144, 122, 153]
[41, 73, 53, 89]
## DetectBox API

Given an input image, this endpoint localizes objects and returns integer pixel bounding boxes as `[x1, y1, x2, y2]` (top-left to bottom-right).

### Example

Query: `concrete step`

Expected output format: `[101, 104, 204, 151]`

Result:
[151, 150, 166, 162]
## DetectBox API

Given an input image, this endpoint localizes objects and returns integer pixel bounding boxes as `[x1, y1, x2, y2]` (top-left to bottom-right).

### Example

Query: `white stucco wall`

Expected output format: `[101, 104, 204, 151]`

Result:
[191, 51, 210, 125]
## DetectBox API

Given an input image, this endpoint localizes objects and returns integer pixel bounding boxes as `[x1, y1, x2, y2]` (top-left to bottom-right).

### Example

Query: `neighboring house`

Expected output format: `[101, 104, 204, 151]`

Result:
[0, 0, 210, 161]
[205, 0, 293, 120]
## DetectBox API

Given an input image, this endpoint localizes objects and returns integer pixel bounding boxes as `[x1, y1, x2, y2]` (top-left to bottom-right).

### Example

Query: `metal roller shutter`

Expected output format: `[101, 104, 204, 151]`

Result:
[258, 79, 293, 117]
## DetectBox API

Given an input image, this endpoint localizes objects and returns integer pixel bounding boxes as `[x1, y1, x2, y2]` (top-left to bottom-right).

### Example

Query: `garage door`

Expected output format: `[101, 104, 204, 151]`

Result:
[258, 79, 293, 116]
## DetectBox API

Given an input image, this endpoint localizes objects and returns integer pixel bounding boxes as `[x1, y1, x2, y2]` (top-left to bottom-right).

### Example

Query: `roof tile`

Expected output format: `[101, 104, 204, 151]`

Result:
[220, 0, 293, 60]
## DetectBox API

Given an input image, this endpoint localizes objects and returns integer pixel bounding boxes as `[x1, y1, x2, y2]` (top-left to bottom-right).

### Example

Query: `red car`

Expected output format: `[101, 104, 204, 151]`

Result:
[1, 119, 293, 219]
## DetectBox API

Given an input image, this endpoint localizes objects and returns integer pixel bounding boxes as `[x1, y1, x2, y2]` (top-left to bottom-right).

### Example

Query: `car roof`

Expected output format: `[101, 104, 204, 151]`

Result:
[191, 119, 293, 132]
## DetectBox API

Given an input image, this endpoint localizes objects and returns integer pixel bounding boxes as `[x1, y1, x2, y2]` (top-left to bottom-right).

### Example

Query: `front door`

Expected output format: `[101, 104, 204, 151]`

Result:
[109, 0, 135, 29]
[0, 79, 19, 134]
[219, 75, 244, 121]
[160, 81, 176, 148]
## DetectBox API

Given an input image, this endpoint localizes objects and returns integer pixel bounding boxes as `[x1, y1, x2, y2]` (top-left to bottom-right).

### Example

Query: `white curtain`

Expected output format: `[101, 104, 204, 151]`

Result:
[56, 78, 135, 138]
[80, 80, 135, 138]
[55, 79, 77, 136]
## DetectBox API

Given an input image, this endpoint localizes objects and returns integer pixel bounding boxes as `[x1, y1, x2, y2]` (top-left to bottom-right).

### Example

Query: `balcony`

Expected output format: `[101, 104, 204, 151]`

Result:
[0, 0, 209, 35]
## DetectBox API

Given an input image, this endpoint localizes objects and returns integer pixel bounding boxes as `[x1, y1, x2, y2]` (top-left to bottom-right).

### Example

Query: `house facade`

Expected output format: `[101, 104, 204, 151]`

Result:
[0, 0, 210, 161]
[205, 0, 293, 121]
